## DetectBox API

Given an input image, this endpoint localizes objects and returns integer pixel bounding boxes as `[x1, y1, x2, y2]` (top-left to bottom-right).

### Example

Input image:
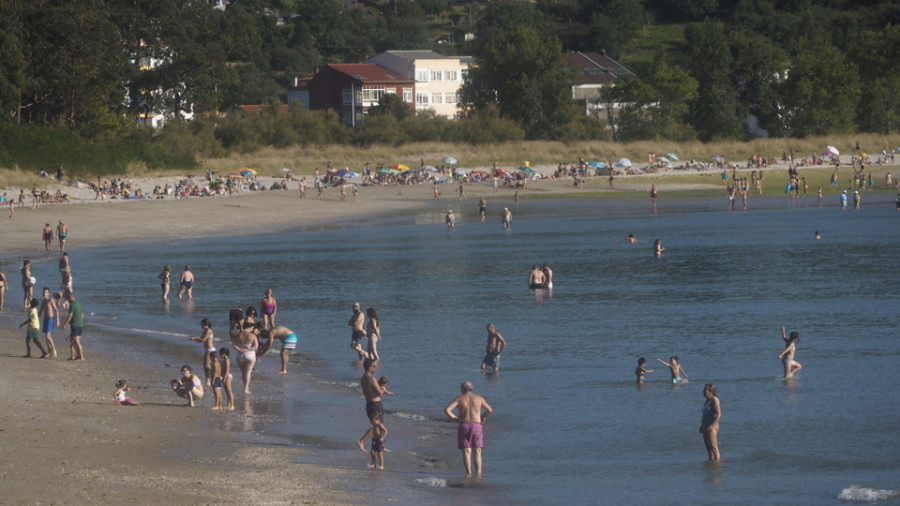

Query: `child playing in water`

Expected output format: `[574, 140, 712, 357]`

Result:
[635, 357, 654, 383]
[114, 380, 140, 406]
[219, 348, 235, 411]
[209, 350, 223, 410]
[20, 298, 47, 358]
[369, 412, 387, 469]
[656, 356, 688, 384]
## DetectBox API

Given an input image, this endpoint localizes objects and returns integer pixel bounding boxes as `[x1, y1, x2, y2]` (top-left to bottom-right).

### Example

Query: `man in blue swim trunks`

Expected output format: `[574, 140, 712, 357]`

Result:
[266, 325, 298, 374]
[56, 221, 67, 253]
[39, 287, 59, 358]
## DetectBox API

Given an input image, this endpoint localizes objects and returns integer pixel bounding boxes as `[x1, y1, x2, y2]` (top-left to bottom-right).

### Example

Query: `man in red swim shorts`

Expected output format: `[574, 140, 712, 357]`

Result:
[444, 380, 493, 476]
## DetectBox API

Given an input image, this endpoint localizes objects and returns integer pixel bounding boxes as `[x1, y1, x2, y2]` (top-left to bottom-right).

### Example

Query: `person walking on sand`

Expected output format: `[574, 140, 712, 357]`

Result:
[481, 323, 506, 373]
[656, 356, 688, 384]
[778, 326, 802, 378]
[458, 182, 466, 200]
[56, 221, 67, 253]
[356, 358, 394, 452]
[177, 265, 194, 299]
[39, 287, 58, 358]
[265, 325, 299, 374]
[369, 412, 388, 469]
[61, 293, 85, 361]
[20, 298, 47, 358]
[446, 209, 455, 231]
[58, 252, 69, 281]
[42, 224, 53, 251]
[445, 381, 493, 476]
[260, 288, 277, 329]
[349, 301, 367, 359]
[700, 384, 721, 462]
[0, 265, 7, 312]
[158, 265, 171, 301]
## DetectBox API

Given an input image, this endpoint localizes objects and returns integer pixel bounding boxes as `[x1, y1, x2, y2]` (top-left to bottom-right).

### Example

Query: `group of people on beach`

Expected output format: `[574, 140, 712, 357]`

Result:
[13, 225, 85, 362]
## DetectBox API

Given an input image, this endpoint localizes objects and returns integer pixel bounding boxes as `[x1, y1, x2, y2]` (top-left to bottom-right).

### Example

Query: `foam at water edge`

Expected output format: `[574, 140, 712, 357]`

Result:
[838, 485, 900, 502]
[392, 411, 427, 421]
[415, 477, 448, 488]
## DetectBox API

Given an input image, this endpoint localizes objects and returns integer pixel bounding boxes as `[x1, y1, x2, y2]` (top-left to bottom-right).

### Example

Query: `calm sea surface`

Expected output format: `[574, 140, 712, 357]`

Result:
[21, 193, 900, 504]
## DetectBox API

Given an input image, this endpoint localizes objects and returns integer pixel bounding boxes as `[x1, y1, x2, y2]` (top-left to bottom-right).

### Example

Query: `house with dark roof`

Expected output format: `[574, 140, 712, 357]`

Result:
[307, 64, 416, 127]
[565, 51, 637, 117]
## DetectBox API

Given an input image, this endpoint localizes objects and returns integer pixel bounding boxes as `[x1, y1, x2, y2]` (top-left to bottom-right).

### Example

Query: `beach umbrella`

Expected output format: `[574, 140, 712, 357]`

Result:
[667, 152, 679, 160]
[711, 155, 724, 163]
[422, 165, 437, 172]
[616, 157, 632, 168]
[280, 168, 291, 173]
[336, 169, 359, 178]
[376, 168, 399, 174]
[401, 170, 417, 176]
[228, 173, 244, 179]
[658, 156, 672, 165]
[588, 161, 606, 168]
[391, 164, 409, 171]
[519, 166, 534, 175]
[442, 156, 458, 165]
[826, 145, 840, 155]
[471, 170, 488, 178]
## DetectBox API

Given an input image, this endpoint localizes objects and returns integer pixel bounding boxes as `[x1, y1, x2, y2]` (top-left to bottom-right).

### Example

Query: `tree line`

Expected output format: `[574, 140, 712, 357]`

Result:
[0, 0, 898, 172]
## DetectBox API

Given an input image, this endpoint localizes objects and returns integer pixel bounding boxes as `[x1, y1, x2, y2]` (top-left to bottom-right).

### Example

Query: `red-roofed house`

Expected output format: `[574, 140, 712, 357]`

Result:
[307, 64, 416, 127]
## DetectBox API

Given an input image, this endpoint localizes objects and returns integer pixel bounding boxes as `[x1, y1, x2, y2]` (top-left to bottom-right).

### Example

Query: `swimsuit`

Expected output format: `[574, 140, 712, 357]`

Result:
[482, 352, 500, 369]
[672, 377, 682, 384]
[282, 332, 298, 350]
[262, 301, 275, 315]
[181, 280, 193, 288]
[42, 316, 56, 333]
[58, 233, 66, 240]
[115, 391, 137, 405]
[366, 400, 384, 422]
[701, 398, 718, 429]
[213, 377, 223, 388]
[371, 437, 385, 452]
[239, 351, 255, 362]
[352, 330, 366, 346]
[192, 377, 202, 388]
[457, 421, 484, 449]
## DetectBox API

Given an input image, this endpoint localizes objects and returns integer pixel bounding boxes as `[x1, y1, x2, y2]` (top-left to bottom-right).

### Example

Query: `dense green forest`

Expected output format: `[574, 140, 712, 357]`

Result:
[1, 0, 898, 172]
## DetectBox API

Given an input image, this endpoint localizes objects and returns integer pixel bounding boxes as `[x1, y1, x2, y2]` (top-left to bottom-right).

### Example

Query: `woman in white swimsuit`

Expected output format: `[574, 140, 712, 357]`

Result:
[233, 322, 260, 394]
[170, 365, 204, 406]
[366, 307, 381, 361]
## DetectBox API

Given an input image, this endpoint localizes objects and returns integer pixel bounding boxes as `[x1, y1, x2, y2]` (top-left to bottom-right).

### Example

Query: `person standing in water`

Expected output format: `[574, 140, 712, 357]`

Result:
[528, 265, 546, 290]
[158, 265, 171, 301]
[653, 238, 665, 257]
[444, 381, 493, 476]
[477, 196, 486, 222]
[700, 384, 721, 462]
[502, 208, 512, 229]
[265, 325, 299, 374]
[481, 323, 506, 373]
[656, 356, 688, 384]
[778, 326, 802, 378]
[260, 288, 277, 329]
[356, 358, 394, 452]
[446, 209, 455, 231]
[61, 293, 85, 361]
[348, 302, 367, 359]
[541, 263, 553, 289]
[177, 265, 194, 299]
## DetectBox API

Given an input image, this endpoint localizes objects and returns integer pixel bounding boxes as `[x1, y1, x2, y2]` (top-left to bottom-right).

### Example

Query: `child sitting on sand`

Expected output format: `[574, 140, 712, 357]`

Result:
[114, 380, 140, 406]
[369, 412, 387, 470]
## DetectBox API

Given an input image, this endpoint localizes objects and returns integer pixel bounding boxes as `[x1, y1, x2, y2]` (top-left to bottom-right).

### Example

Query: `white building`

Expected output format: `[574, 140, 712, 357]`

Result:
[366, 50, 472, 119]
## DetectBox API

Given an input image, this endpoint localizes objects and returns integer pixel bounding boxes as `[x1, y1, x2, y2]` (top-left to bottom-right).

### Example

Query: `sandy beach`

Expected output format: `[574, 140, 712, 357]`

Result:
[0, 155, 896, 504]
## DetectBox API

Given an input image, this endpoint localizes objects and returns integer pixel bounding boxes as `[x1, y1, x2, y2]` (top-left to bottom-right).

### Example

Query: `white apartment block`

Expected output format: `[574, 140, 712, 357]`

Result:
[366, 50, 472, 119]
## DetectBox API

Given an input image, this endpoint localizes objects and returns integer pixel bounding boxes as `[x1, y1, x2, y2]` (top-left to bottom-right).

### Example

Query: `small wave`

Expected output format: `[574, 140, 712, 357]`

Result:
[415, 477, 447, 488]
[391, 411, 427, 421]
[838, 485, 900, 502]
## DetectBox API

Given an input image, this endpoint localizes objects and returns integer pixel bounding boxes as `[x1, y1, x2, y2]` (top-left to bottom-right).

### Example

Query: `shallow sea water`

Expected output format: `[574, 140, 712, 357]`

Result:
[12, 193, 900, 504]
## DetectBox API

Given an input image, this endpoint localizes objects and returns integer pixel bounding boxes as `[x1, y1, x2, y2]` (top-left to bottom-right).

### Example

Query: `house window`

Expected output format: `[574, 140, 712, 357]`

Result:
[402, 88, 412, 103]
[444, 70, 457, 81]
[361, 86, 386, 103]
[342, 89, 353, 106]
[431, 70, 442, 81]
[416, 92, 430, 105]
[432, 93, 443, 105]
[460, 68, 469, 82]
[416, 69, 429, 83]
[445, 93, 456, 104]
